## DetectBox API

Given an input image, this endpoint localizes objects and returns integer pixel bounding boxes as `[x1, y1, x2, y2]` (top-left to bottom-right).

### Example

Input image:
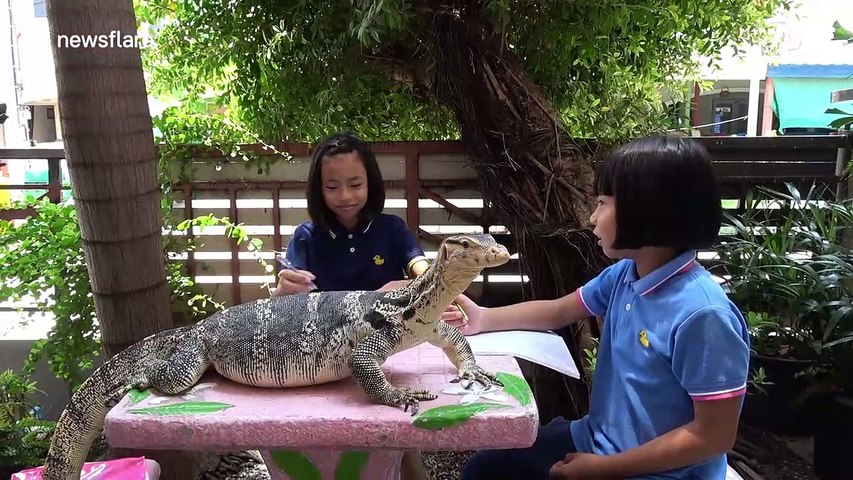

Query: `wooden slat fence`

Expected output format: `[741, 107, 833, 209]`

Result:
[1, 135, 850, 308]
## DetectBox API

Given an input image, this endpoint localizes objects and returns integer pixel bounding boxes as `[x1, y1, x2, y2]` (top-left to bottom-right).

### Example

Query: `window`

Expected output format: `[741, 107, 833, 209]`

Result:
[33, 0, 46, 18]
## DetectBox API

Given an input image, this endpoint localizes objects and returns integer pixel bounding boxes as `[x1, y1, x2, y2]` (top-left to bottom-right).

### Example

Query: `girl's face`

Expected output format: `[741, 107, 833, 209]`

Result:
[590, 195, 619, 259]
[321, 151, 368, 228]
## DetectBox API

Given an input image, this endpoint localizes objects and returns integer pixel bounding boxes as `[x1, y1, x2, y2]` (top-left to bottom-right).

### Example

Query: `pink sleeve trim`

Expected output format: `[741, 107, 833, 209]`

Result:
[691, 386, 747, 402]
[576, 288, 596, 316]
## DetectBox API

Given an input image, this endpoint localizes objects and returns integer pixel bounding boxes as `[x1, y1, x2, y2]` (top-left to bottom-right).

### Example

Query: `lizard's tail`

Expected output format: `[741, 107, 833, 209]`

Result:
[42, 327, 185, 480]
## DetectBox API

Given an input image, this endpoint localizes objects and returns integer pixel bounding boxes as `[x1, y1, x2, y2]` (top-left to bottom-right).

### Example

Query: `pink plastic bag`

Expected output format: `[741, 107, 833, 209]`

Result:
[11, 456, 156, 480]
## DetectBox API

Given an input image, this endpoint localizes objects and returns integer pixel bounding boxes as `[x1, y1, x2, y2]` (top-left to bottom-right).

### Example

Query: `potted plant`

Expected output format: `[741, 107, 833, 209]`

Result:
[713, 182, 853, 435]
[0, 370, 56, 478]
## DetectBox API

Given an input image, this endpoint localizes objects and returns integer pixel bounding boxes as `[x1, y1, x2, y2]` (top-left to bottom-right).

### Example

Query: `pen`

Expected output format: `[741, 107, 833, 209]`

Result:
[276, 255, 318, 291]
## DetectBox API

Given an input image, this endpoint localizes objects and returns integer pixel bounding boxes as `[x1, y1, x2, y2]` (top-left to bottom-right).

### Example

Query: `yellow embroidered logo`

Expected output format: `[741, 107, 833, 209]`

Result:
[639, 330, 650, 348]
[373, 255, 385, 266]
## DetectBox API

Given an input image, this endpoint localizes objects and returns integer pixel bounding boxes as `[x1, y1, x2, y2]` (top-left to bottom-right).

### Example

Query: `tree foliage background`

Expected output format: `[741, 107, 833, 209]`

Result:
[136, 0, 790, 144]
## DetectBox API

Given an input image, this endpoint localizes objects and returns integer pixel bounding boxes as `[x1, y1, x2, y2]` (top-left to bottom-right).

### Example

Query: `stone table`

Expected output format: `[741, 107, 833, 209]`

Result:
[104, 343, 540, 480]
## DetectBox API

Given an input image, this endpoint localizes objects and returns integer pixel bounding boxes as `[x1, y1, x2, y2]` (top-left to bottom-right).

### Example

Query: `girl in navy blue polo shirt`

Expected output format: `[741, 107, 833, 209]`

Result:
[273, 132, 431, 295]
[272, 131, 463, 480]
[453, 136, 750, 479]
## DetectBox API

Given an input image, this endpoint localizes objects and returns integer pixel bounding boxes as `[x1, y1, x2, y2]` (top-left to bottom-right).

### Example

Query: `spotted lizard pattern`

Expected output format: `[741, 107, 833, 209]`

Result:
[42, 233, 511, 479]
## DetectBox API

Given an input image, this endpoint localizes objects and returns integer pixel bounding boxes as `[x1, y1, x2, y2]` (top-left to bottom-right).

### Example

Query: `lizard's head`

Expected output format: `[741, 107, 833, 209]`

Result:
[437, 234, 510, 272]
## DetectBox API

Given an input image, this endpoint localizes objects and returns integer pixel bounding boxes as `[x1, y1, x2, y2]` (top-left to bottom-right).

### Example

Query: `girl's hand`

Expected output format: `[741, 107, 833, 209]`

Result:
[549, 453, 611, 480]
[273, 268, 317, 296]
[441, 293, 484, 335]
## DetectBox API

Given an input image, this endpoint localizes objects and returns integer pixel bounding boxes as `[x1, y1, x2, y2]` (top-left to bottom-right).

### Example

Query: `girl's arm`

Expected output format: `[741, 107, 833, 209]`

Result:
[458, 290, 592, 334]
[409, 258, 430, 277]
[451, 260, 624, 334]
[377, 258, 427, 292]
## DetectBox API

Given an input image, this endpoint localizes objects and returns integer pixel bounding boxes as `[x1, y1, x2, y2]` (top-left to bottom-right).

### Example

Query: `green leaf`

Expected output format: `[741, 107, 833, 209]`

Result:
[127, 388, 152, 405]
[128, 401, 234, 415]
[270, 450, 321, 480]
[334, 451, 370, 480]
[829, 116, 853, 129]
[412, 403, 510, 430]
[496, 372, 533, 406]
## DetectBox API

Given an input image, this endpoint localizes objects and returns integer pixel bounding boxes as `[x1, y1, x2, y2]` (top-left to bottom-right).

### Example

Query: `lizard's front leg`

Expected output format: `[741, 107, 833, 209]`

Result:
[429, 321, 503, 388]
[348, 329, 437, 415]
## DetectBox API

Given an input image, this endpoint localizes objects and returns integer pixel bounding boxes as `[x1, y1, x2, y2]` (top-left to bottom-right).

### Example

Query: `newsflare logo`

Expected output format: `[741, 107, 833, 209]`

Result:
[56, 30, 154, 49]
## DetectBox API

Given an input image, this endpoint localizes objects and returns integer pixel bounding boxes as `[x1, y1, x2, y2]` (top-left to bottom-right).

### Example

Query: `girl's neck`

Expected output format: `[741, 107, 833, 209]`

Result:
[632, 247, 679, 278]
[335, 214, 362, 232]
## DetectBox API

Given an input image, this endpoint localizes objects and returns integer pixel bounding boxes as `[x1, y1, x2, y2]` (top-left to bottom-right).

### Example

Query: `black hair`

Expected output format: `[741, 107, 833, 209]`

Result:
[306, 131, 386, 230]
[594, 135, 721, 250]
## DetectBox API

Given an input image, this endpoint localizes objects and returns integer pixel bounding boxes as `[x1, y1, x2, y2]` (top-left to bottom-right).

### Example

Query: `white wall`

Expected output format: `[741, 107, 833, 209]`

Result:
[13, 0, 56, 106]
[30, 103, 54, 142]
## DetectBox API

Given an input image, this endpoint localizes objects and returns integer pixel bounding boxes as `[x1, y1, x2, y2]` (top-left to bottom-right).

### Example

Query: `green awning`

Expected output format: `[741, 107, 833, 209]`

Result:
[772, 77, 853, 131]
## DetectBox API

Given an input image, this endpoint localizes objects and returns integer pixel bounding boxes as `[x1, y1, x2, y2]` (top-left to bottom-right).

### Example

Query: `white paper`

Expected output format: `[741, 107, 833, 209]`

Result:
[466, 330, 580, 378]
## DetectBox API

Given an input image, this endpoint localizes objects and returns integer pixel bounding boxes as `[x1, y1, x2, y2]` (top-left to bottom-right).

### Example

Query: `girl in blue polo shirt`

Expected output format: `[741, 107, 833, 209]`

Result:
[273, 132, 430, 295]
[453, 136, 750, 479]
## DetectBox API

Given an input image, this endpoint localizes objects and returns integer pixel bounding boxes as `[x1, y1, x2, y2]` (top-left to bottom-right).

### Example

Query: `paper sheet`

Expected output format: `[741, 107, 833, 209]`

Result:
[466, 330, 580, 378]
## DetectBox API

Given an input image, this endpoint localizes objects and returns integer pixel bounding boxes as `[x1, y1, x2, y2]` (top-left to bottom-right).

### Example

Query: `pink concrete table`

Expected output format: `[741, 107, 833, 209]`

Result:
[103, 343, 539, 480]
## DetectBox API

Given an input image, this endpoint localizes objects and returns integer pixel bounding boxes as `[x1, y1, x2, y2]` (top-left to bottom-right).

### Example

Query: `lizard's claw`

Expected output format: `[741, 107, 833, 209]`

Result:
[453, 366, 503, 389]
[392, 387, 437, 416]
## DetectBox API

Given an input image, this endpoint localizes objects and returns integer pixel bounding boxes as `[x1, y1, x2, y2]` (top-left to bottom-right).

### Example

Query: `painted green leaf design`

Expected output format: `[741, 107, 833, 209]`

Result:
[412, 403, 509, 430]
[496, 372, 533, 407]
[335, 450, 369, 480]
[127, 388, 151, 405]
[128, 401, 233, 415]
[270, 450, 321, 480]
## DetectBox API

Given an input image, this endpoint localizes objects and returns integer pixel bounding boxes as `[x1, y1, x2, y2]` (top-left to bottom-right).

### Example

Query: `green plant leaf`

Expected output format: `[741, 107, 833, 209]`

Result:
[829, 116, 853, 129]
[495, 372, 533, 406]
[269, 450, 321, 480]
[412, 403, 510, 430]
[334, 450, 370, 480]
[128, 401, 233, 415]
[127, 388, 152, 405]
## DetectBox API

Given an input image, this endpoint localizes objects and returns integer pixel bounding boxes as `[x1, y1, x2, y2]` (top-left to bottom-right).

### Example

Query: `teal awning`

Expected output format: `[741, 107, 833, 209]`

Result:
[772, 77, 853, 131]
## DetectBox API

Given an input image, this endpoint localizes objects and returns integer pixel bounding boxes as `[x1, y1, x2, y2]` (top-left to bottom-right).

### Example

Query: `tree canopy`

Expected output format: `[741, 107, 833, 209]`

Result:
[136, 0, 789, 144]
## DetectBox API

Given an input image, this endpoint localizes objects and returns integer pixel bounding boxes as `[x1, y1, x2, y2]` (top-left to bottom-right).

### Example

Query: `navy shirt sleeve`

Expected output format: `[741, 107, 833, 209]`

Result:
[577, 260, 628, 317]
[670, 306, 750, 400]
[388, 215, 426, 275]
[283, 223, 311, 270]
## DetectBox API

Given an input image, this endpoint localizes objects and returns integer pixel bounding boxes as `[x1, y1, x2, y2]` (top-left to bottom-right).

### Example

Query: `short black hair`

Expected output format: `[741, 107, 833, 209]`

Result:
[594, 135, 721, 250]
[306, 131, 386, 230]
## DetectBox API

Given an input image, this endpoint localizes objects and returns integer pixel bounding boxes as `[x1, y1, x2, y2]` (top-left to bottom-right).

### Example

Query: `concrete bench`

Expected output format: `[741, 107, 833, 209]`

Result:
[104, 343, 539, 479]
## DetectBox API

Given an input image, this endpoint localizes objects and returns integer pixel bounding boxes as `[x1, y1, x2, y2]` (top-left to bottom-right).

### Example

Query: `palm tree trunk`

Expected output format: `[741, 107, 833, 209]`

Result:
[46, 0, 171, 357]
[45, 2, 214, 477]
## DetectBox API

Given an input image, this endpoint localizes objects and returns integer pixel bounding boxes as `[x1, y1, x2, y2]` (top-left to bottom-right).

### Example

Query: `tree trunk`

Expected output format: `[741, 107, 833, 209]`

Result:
[429, 10, 611, 421]
[45, 1, 208, 477]
[46, 0, 172, 357]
